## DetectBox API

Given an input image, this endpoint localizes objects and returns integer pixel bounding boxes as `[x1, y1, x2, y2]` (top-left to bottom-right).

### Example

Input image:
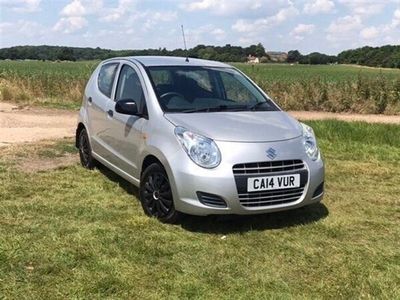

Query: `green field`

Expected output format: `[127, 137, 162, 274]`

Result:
[235, 63, 400, 82]
[0, 60, 399, 113]
[1, 120, 399, 298]
[0, 60, 96, 110]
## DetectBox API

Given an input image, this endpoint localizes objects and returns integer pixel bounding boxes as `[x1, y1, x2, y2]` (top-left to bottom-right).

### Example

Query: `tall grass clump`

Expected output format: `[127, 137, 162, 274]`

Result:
[239, 63, 400, 114]
[258, 76, 400, 114]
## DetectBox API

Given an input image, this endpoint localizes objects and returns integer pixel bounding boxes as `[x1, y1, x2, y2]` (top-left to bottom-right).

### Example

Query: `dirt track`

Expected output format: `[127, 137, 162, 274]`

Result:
[289, 111, 400, 124]
[0, 103, 76, 147]
[0, 102, 399, 147]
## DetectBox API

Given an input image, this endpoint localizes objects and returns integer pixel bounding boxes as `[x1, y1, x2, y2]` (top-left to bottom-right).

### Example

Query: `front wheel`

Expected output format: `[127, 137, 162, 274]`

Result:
[78, 128, 96, 169]
[140, 163, 181, 223]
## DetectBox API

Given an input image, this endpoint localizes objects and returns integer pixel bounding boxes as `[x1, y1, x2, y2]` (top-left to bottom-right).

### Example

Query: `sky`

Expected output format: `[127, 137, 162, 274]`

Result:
[0, 0, 399, 55]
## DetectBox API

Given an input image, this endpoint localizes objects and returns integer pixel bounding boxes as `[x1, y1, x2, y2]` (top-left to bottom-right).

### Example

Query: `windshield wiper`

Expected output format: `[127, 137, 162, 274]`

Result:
[182, 105, 247, 113]
[181, 107, 213, 113]
[249, 101, 268, 111]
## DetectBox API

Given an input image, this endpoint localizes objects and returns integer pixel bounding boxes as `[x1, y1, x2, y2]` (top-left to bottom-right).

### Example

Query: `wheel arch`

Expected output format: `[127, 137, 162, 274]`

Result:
[139, 147, 174, 184]
[141, 154, 164, 175]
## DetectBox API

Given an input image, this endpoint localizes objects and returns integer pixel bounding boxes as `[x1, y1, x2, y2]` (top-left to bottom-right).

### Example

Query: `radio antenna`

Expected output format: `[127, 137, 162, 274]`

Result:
[181, 25, 189, 62]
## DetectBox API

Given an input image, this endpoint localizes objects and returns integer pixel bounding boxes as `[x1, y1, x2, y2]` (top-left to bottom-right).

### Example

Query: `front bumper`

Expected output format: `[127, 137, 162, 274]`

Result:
[166, 136, 324, 216]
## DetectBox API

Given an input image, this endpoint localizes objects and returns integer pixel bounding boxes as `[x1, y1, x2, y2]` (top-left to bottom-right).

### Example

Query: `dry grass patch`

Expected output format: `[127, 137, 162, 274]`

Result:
[0, 138, 78, 172]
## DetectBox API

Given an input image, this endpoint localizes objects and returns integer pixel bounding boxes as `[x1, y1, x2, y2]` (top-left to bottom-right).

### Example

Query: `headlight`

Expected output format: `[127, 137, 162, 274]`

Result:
[301, 123, 319, 161]
[174, 127, 221, 168]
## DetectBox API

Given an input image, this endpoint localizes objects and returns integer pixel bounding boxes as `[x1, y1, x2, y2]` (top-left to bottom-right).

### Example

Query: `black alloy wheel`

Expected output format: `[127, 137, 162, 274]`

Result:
[78, 128, 96, 169]
[140, 163, 181, 223]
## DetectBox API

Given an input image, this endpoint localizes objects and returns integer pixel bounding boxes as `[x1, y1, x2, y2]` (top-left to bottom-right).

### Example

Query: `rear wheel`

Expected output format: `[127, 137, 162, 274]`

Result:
[140, 163, 181, 223]
[78, 128, 96, 169]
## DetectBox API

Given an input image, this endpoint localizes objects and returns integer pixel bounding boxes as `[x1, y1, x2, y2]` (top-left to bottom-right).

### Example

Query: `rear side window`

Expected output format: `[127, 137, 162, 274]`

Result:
[98, 63, 118, 98]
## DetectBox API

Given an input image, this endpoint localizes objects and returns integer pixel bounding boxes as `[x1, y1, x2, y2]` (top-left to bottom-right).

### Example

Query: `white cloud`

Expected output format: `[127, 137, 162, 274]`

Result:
[303, 0, 334, 14]
[392, 9, 400, 28]
[290, 23, 315, 41]
[0, 22, 14, 35]
[357, 9, 400, 45]
[0, 20, 45, 37]
[338, 0, 390, 17]
[232, 4, 299, 33]
[61, 0, 86, 17]
[101, 12, 122, 22]
[140, 11, 178, 31]
[395, 8, 400, 19]
[181, 0, 264, 16]
[54, 0, 88, 33]
[185, 25, 227, 44]
[53, 16, 88, 34]
[1, 0, 399, 53]
[183, 0, 214, 11]
[100, 0, 136, 22]
[327, 15, 362, 42]
[151, 11, 177, 22]
[360, 26, 379, 39]
[0, 0, 41, 13]
[210, 28, 226, 41]
[292, 23, 315, 35]
[232, 19, 258, 33]
[54, 0, 106, 33]
[272, 5, 299, 23]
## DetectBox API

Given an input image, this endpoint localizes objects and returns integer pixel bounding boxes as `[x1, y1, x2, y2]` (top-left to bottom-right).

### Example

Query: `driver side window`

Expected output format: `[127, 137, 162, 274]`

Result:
[115, 65, 145, 109]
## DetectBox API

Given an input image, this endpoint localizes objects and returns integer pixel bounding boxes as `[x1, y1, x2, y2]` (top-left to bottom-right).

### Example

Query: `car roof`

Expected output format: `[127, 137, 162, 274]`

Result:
[105, 56, 231, 68]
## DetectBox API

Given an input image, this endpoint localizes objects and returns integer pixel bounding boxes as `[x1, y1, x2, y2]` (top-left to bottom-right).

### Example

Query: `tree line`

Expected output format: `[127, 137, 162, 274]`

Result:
[0, 44, 399, 68]
[0, 44, 266, 63]
[287, 50, 338, 65]
[338, 45, 400, 68]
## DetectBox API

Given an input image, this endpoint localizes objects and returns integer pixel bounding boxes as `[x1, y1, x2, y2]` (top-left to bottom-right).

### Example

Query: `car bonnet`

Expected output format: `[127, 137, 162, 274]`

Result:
[164, 111, 303, 142]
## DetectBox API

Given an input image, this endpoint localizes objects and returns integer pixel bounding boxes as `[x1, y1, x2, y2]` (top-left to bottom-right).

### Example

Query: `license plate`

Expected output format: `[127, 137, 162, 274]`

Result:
[247, 174, 300, 192]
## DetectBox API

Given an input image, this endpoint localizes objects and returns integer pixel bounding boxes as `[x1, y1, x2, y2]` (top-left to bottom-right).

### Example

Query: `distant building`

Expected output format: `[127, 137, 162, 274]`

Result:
[247, 55, 260, 64]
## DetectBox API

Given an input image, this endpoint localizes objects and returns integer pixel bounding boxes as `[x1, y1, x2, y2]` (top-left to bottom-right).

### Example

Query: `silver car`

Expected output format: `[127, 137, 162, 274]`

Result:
[76, 56, 324, 223]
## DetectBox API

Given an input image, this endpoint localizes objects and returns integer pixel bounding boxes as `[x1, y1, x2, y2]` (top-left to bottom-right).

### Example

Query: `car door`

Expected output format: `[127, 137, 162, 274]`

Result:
[86, 62, 119, 161]
[104, 63, 148, 180]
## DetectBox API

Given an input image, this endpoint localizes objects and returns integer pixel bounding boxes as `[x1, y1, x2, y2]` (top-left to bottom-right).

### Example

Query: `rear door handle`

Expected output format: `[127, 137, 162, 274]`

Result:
[107, 110, 113, 117]
[88, 97, 92, 103]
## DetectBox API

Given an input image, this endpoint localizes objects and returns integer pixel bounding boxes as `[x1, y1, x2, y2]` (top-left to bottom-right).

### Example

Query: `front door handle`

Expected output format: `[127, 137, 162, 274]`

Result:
[107, 110, 114, 117]
[88, 97, 92, 103]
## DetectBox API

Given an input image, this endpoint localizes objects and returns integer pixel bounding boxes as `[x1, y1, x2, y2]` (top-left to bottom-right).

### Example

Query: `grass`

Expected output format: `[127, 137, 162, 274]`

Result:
[1, 60, 400, 113]
[235, 63, 400, 82]
[0, 120, 399, 298]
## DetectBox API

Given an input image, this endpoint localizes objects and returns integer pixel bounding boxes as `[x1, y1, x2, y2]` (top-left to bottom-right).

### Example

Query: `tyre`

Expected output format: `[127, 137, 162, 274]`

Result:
[78, 128, 96, 170]
[140, 163, 181, 223]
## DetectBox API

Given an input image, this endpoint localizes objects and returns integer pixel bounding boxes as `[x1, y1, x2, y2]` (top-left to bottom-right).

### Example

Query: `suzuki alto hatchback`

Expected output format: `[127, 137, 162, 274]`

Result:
[76, 56, 324, 223]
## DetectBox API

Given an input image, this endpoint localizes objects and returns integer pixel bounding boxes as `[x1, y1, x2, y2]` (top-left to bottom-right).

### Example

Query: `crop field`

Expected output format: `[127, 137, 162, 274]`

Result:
[0, 120, 399, 298]
[0, 60, 399, 113]
[0, 60, 96, 110]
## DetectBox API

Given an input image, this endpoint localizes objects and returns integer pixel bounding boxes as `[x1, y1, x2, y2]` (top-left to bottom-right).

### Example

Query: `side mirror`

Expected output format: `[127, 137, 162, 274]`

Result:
[115, 99, 139, 115]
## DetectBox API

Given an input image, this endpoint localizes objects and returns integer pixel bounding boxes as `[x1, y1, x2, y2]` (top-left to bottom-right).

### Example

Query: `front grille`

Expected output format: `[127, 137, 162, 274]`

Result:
[233, 159, 304, 175]
[238, 187, 304, 207]
[232, 160, 308, 208]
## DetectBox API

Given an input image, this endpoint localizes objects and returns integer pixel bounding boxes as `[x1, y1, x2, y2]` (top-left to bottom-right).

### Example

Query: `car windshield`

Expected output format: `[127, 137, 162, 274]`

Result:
[147, 66, 279, 113]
